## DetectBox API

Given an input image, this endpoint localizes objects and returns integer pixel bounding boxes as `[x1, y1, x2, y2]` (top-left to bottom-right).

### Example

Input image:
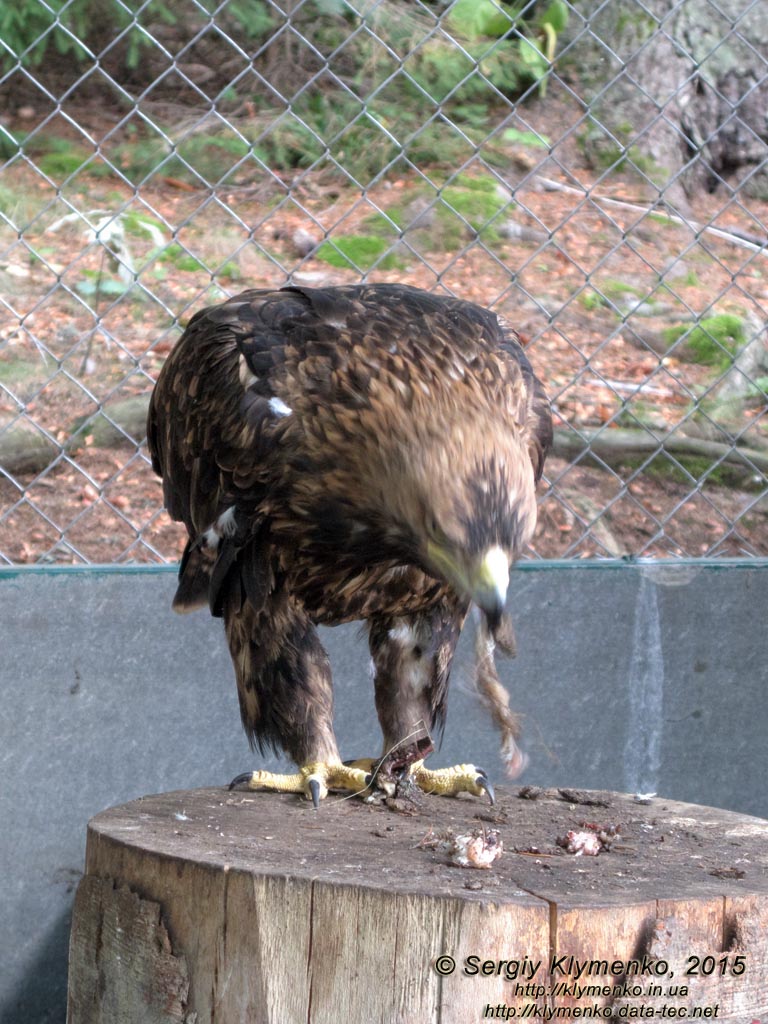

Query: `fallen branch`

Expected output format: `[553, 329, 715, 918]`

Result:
[535, 176, 768, 255]
[0, 396, 148, 478]
[2, 395, 766, 484]
[553, 427, 768, 476]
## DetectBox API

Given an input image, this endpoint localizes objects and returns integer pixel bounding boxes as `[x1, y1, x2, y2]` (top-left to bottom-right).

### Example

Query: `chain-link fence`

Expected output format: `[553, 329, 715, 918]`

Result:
[1, 0, 766, 565]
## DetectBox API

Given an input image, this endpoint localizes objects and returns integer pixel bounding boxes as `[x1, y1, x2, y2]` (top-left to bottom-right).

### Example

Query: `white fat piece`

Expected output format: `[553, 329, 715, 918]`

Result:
[268, 396, 292, 418]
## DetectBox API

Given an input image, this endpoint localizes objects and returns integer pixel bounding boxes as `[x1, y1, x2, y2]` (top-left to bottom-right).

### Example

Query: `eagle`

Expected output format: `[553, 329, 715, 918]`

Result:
[147, 283, 551, 806]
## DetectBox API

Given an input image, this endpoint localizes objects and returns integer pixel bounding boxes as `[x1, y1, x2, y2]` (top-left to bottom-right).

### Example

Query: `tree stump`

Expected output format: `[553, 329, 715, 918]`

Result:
[67, 787, 768, 1024]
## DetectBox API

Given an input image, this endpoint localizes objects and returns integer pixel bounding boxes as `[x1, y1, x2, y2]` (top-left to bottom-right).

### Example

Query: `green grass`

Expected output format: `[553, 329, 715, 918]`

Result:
[368, 172, 512, 252]
[614, 451, 741, 490]
[502, 128, 550, 148]
[599, 278, 647, 301]
[93, 134, 256, 185]
[663, 314, 745, 368]
[0, 354, 55, 386]
[579, 290, 607, 311]
[668, 269, 700, 289]
[315, 236, 404, 271]
[74, 269, 133, 300]
[156, 244, 207, 274]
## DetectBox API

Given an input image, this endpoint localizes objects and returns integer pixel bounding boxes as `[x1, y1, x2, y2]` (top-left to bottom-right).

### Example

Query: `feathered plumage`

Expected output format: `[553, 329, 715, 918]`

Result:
[148, 283, 551, 800]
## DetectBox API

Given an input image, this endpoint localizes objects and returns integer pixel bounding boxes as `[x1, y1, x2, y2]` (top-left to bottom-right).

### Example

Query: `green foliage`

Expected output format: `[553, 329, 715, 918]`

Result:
[359, 172, 512, 254]
[118, 211, 167, 243]
[96, 111, 350, 184]
[157, 244, 207, 274]
[0, 354, 55, 385]
[441, 176, 508, 243]
[0, 0, 272, 71]
[0, 127, 25, 160]
[642, 452, 752, 490]
[447, 0, 515, 39]
[218, 260, 242, 281]
[600, 278, 646, 300]
[668, 269, 700, 289]
[201, 0, 275, 40]
[1, 0, 168, 69]
[580, 290, 607, 311]
[316, 236, 403, 271]
[0, 184, 20, 220]
[663, 314, 746, 368]
[92, 133, 256, 186]
[578, 118, 664, 180]
[74, 268, 132, 300]
[1, 0, 87, 66]
[408, 0, 568, 104]
[502, 128, 550, 148]
[3, 0, 569, 183]
[36, 141, 94, 181]
[2, 132, 96, 183]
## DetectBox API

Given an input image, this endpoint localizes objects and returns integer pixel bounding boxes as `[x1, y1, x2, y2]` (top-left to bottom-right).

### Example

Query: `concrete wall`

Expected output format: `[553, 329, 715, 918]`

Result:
[1, 560, 766, 1022]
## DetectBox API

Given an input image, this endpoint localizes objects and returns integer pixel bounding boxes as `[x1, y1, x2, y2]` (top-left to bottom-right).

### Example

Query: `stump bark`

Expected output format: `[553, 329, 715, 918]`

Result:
[67, 787, 768, 1024]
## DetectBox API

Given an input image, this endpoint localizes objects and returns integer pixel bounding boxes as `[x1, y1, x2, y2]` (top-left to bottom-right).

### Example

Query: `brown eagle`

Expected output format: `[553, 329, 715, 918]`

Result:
[147, 284, 551, 806]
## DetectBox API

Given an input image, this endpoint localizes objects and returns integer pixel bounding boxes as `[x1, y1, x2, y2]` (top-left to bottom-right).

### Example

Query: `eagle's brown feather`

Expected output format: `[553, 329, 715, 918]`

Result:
[148, 283, 551, 775]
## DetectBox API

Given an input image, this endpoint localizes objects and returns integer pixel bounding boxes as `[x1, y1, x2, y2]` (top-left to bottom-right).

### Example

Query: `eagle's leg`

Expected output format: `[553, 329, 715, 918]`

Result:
[225, 594, 369, 805]
[366, 604, 493, 802]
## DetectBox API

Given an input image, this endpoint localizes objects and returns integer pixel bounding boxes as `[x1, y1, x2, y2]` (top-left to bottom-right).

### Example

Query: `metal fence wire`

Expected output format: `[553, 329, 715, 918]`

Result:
[0, 0, 767, 566]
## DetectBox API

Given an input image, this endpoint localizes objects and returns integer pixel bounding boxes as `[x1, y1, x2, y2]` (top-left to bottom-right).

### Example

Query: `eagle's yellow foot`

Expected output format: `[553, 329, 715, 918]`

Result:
[348, 757, 495, 804]
[228, 761, 371, 809]
[409, 760, 495, 804]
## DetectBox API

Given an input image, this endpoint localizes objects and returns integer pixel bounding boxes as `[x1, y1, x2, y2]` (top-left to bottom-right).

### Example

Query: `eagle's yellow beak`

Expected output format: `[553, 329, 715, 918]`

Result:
[470, 545, 510, 629]
[426, 542, 510, 627]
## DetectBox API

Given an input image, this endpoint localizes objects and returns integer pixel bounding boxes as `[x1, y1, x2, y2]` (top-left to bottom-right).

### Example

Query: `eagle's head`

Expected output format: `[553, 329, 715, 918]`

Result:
[426, 539, 509, 631]
[380, 420, 539, 629]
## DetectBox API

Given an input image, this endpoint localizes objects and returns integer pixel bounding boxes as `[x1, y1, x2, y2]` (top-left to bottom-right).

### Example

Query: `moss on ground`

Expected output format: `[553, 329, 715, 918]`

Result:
[663, 314, 745, 368]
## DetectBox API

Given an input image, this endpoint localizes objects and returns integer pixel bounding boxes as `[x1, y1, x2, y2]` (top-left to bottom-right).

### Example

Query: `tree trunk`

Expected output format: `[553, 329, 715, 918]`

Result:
[566, 0, 768, 202]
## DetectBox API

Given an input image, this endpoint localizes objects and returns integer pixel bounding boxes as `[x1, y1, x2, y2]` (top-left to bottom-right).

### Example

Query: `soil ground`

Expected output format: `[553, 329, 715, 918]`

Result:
[1, 94, 767, 565]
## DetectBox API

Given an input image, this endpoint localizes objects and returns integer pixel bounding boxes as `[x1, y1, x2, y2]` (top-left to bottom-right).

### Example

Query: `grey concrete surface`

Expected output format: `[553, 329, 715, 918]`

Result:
[0, 560, 766, 1022]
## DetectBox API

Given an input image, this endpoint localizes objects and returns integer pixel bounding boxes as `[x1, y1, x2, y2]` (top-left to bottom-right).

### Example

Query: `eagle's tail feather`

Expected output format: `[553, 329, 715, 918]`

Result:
[172, 541, 213, 613]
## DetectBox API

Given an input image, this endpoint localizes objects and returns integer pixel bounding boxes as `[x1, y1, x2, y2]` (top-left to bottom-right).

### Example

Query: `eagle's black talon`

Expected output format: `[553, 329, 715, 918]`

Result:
[308, 778, 322, 810]
[476, 774, 495, 805]
[228, 771, 254, 791]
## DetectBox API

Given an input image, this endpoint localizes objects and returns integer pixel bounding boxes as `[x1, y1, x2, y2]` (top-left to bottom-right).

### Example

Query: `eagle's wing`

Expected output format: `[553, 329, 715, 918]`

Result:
[147, 289, 307, 611]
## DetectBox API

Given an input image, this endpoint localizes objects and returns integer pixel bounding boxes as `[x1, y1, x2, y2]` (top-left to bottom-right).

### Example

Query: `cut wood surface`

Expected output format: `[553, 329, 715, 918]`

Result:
[68, 786, 768, 1024]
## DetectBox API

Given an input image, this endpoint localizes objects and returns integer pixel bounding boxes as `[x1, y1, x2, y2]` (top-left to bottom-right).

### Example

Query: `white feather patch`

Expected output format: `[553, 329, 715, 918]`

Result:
[216, 506, 238, 537]
[201, 506, 238, 549]
[201, 527, 219, 550]
[387, 619, 429, 696]
[268, 396, 292, 418]
[388, 622, 416, 645]
[238, 354, 259, 387]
